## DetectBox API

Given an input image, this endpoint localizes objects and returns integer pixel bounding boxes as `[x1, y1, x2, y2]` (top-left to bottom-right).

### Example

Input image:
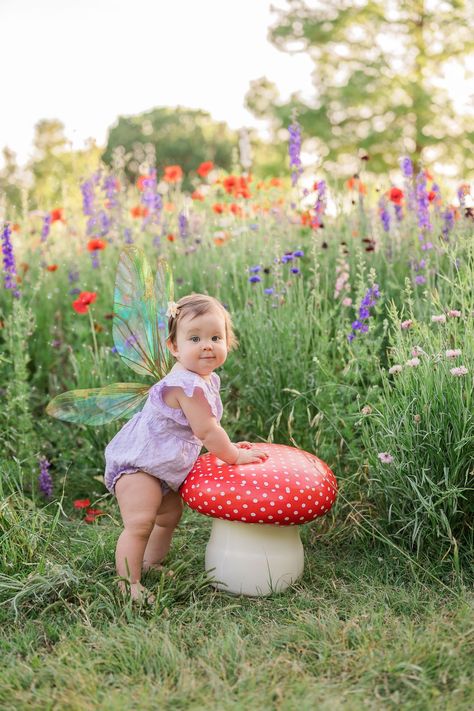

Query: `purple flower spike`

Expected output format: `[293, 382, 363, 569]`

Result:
[2, 222, 20, 298]
[38, 457, 53, 498]
[288, 119, 303, 187]
[249, 275, 262, 283]
[347, 284, 381, 342]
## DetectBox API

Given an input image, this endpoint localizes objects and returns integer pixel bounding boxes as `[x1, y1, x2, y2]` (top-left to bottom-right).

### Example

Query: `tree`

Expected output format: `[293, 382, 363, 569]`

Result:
[0, 148, 23, 214]
[102, 107, 239, 189]
[246, 0, 474, 175]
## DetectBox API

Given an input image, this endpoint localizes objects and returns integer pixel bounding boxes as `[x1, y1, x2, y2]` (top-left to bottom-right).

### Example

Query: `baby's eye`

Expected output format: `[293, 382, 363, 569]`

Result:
[212, 336, 221, 342]
[190, 336, 200, 342]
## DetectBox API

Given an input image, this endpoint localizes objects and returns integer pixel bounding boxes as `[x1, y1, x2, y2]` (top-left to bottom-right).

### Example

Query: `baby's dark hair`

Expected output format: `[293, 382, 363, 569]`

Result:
[166, 294, 238, 352]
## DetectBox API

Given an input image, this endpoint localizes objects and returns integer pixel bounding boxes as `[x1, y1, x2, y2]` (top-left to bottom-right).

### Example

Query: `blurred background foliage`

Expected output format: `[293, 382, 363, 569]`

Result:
[1, 0, 473, 215]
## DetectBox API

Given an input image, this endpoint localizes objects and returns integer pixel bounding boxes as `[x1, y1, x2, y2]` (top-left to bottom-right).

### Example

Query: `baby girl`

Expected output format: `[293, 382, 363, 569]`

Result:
[104, 293, 268, 601]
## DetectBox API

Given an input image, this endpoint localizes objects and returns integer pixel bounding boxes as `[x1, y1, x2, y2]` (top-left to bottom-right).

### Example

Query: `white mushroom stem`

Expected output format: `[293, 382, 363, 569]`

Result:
[205, 519, 304, 596]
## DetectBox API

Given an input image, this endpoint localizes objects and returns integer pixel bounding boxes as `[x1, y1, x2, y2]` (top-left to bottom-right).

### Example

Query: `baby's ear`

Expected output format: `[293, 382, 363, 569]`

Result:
[166, 337, 177, 355]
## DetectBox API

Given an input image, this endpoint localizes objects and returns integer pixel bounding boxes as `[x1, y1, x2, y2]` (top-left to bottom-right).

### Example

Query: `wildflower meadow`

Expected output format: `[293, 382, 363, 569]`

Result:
[1, 137, 473, 708]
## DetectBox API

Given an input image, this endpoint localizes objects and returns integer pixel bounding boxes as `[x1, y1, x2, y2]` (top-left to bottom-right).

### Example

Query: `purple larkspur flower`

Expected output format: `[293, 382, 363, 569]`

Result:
[347, 284, 381, 342]
[264, 287, 274, 295]
[293, 250, 304, 257]
[291, 267, 301, 274]
[378, 198, 391, 232]
[400, 156, 413, 178]
[38, 457, 53, 498]
[249, 265, 261, 273]
[41, 213, 51, 242]
[124, 227, 134, 244]
[415, 275, 426, 285]
[288, 119, 303, 187]
[141, 169, 162, 225]
[178, 212, 188, 238]
[69, 287, 81, 295]
[80, 178, 96, 217]
[102, 174, 119, 208]
[2, 223, 20, 298]
[314, 180, 327, 218]
[416, 170, 432, 237]
[281, 253, 294, 263]
[394, 203, 403, 222]
[68, 270, 79, 284]
[442, 207, 455, 241]
[249, 275, 262, 283]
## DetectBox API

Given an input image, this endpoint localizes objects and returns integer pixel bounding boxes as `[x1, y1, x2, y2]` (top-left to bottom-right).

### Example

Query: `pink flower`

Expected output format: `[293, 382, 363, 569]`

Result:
[401, 319, 413, 330]
[342, 296, 353, 307]
[448, 309, 461, 318]
[411, 346, 426, 357]
[431, 315, 446, 324]
[446, 349, 462, 358]
[450, 366, 468, 377]
[361, 405, 372, 415]
[389, 364, 403, 374]
[378, 452, 394, 464]
[406, 357, 420, 367]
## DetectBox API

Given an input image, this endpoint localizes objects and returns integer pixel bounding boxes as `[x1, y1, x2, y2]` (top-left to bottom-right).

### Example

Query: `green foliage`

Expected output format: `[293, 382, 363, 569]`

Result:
[1, 300, 39, 493]
[362, 277, 474, 560]
[246, 0, 474, 174]
[102, 106, 238, 190]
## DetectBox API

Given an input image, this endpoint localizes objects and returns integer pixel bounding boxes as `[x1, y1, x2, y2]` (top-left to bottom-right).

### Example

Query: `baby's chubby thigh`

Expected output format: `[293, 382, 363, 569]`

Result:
[115, 470, 164, 538]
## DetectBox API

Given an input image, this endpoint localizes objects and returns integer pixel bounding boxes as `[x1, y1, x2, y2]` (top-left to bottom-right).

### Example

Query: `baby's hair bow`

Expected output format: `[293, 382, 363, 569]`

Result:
[166, 301, 180, 319]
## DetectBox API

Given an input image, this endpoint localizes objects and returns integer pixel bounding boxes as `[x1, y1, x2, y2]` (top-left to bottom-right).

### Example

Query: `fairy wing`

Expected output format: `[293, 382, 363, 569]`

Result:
[112, 247, 174, 380]
[46, 383, 150, 426]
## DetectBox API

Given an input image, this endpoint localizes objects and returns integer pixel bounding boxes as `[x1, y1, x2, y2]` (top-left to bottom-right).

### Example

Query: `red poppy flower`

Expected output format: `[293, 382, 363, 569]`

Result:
[427, 191, 436, 202]
[197, 161, 214, 178]
[72, 292, 97, 315]
[388, 187, 404, 205]
[46, 264, 58, 272]
[301, 211, 312, 226]
[86, 507, 105, 517]
[130, 205, 149, 218]
[12, 223, 21, 232]
[73, 498, 91, 509]
[191, 190, 205, 201]
[84, 513, 97, 523]
[347, 176, 367, 194]
[50, 208, 64, 223]
[87, 238, 106, 251]
[230, 203, 243, 217]
[212, 203, 225, 214]
[269, 178, 283, 188]
[167, 234, 175, 242]
[163, 165, 183, 183]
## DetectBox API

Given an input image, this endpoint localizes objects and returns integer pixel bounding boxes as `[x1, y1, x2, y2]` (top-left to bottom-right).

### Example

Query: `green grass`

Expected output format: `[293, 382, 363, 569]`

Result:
[0, 505, 473, 710]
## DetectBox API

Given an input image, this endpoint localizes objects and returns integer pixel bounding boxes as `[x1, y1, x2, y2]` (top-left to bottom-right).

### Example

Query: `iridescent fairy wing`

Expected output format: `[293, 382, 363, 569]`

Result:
[112, 247, 174, 380]
[46, 383, 150, 426]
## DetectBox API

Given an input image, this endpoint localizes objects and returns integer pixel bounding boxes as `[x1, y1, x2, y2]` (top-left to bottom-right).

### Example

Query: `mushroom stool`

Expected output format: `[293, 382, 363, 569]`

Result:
[180, 443, 337, 596]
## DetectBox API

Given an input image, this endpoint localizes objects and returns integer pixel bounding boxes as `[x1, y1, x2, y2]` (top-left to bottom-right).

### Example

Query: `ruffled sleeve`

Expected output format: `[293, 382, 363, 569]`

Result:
[149, 369, 221, 425]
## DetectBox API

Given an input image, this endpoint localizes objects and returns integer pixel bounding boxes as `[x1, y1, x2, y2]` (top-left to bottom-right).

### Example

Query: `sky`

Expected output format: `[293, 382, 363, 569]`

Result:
[1, 0, 473, 171]
[0, 0, 314, 168]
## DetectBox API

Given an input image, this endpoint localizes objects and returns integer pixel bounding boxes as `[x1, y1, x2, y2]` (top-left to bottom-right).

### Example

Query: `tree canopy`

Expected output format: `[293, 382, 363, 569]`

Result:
[102, 107, 239, 189]
[246, 0, 474, 175]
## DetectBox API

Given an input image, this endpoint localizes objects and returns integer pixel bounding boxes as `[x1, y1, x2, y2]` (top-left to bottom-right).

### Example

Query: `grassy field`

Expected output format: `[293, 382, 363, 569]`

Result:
[1, 163, 473, 708]
[1, 501, 473, 711]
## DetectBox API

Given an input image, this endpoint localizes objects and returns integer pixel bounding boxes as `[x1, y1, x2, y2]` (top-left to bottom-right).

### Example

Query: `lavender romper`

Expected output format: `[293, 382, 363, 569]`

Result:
[104, 367, 223, 495]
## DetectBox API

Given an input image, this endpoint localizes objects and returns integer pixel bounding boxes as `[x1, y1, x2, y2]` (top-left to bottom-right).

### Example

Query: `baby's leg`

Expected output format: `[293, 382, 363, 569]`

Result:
[142, 490, 184, 571]
[115, 471, 163, 599]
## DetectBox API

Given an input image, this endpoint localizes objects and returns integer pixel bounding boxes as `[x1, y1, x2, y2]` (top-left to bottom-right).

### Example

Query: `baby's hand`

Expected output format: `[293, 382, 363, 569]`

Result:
[235, 441, 252, 449]
[234, 446, 269, 465]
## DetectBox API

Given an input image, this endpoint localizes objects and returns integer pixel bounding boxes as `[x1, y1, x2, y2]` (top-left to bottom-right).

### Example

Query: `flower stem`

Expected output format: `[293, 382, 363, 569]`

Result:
[88, 307, 99, 363]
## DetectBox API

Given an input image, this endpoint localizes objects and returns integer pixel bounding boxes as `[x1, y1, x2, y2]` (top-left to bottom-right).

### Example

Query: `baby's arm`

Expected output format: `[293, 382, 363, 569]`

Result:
[174, 388, 267, 465]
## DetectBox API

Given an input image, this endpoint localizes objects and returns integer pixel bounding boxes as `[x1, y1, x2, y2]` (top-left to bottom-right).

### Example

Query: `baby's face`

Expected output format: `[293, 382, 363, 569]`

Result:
[167, 308, 228, 377]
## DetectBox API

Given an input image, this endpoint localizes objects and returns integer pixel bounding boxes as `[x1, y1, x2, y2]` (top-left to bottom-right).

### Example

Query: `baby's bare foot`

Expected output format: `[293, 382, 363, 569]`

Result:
[118, 580, 155, 604]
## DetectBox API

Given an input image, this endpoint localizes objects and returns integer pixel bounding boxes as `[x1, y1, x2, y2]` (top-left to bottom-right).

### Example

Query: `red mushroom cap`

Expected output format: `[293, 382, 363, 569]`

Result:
[180, 443, 337, 525]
